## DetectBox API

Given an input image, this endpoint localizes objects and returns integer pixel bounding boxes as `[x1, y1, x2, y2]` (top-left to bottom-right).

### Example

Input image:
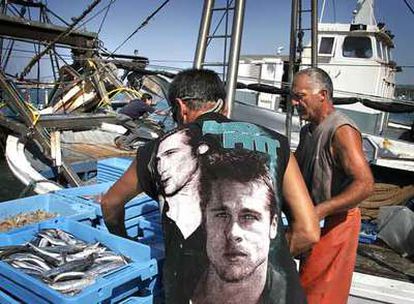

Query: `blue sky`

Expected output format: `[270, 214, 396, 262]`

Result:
[6, 0, 414, 84]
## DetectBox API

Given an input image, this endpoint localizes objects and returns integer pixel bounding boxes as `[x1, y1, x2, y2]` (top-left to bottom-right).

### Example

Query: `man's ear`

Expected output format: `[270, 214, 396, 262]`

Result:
[269, 215, 278, 239]
[320, 89, 328, 103]
[176, 98, 188, 124]
[221, 103, 229, 118]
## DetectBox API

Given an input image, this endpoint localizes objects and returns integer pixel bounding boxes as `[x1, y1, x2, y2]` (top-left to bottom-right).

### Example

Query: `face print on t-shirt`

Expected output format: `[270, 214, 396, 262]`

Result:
[156, 128, 199, 196]
[155, 128, 202, 239]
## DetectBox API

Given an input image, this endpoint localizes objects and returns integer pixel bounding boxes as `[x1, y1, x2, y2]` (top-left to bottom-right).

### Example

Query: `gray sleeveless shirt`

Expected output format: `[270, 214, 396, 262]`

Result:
[295, 111, 360, 205]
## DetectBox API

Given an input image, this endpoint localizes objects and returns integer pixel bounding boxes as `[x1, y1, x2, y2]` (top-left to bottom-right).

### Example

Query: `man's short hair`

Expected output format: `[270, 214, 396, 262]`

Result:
[141, 93, 152, 101]
[295, 67, 334, 101]
[168, 69, 226, 111]
[199, 148, 278, 219]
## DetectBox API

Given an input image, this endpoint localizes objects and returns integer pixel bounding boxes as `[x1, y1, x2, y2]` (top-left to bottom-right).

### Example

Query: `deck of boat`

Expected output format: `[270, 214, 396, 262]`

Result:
[356, 243, 414, 283]
[64, 142, 135, 164]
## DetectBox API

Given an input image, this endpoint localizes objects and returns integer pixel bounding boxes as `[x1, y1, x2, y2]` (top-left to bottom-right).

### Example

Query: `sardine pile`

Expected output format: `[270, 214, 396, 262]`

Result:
[0, 210, 58, 232]
[0, 228, 130, 295]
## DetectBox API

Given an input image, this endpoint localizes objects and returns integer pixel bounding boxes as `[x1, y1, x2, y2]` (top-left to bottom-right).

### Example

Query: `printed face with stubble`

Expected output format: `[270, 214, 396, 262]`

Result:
[156, 130, 198, 196]
[205, 180, 277, 282]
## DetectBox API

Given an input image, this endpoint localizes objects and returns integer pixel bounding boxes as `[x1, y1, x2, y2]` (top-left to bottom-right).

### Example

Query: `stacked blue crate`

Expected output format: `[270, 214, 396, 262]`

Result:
[97, 157, 133, 183]
[96, 209, 165, 299]
[0, 218, 158, 304]
[0, 288, 20, 304]
[0, 193, 96, 234]
[118, 294, 153, 304]
[134, 212, 165, 299]
[55, 183, 160, 229]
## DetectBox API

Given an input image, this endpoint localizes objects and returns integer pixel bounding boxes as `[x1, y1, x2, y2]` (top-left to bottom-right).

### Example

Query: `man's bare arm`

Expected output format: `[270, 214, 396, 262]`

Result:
[100, 159, 143, 237]
[283, 153, 320, 256]
[315, 126, 374, 219]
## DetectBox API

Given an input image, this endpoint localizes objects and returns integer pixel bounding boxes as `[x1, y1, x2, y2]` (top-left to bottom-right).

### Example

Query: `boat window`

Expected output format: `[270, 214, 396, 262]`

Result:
[319, 37, 335, 55]
[376, 38, 383, 60]
[342, 36, 372, 58]
[383, 44, 389, 62]
[387, 47, 392, 61]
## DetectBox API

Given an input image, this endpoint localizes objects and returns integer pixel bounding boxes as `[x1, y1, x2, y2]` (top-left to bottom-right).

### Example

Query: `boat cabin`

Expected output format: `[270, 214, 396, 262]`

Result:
[301, 22, 399, 136]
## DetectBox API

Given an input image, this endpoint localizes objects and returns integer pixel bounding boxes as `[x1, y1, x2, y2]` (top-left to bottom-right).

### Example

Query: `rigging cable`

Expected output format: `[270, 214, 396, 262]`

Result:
[403, 0, 414, 15]
[109, 0, 170, 56]
[20, 0, 103, 79]
[44, 6, 70, 26]
[96, 0, 115, 35]
[75, 0, 119, 33]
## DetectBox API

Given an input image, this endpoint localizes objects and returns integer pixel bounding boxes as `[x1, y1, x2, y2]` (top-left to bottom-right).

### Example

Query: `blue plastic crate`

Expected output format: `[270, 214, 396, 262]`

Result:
[138, 218, 162, 241]
[0, 193, 96, 234]
[96, 195, 159, 226]
[96, 212, 164, 260]
[0, 218, 158, 304]
[56, 183, 159, 222]
[55, 181, 115, 198]
[97, 157, 133, 183]
[118, 295, 153, 304]
[0, 288, 20, 304]
[359, 220, 378, 244]
[136, 218, 164, 260]
[96, 211, 162, 239]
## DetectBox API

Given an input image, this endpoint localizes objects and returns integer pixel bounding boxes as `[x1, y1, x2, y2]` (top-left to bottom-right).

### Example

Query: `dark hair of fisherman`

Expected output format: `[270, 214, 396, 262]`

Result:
[199, 148, 278, 219]
[168, 69, 226, 111]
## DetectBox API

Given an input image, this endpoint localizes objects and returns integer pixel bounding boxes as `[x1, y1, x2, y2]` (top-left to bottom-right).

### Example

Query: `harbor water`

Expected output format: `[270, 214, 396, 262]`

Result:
[0, 158, 26, 202]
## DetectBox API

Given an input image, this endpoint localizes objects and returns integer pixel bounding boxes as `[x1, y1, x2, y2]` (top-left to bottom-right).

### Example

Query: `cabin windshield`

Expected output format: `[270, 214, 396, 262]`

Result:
[343, 36, 372, 58]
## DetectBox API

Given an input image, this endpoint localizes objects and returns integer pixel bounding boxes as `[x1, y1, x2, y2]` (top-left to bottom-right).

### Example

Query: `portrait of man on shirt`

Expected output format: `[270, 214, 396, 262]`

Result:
[191, 148, 286, 304]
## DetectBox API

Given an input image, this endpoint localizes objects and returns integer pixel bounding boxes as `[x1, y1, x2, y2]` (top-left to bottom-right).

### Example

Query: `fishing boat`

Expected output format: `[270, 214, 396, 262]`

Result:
[0, 0, 413, 303]
[0, 0, 174, 193]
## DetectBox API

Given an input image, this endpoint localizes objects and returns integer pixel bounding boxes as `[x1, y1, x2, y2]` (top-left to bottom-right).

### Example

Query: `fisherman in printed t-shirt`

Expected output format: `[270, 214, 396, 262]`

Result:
[101, 69, 320, 303]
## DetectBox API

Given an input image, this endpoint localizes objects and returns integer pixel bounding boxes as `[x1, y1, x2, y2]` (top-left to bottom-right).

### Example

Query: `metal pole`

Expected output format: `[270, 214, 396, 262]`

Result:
[311, 0, 318, 67]
[286, 0, 299, 142]
[193, 0, 215, 69]
[226, 0, 245, 118]
[0, 0, 6, 68]
[223, 0, 230, 79]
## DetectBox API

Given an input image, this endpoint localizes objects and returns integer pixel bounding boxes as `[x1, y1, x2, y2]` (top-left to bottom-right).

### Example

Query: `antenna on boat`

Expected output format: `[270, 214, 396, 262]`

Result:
[320, 0, 326, 22]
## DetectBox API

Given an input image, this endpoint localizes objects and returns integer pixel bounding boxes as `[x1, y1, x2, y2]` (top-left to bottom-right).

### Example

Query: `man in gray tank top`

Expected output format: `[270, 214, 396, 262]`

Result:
[292, 67, 374, 304]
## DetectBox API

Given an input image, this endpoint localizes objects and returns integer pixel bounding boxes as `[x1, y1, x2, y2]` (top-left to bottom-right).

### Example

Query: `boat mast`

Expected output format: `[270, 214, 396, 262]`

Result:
[286, 0, 318, 142]
[286, 0, 300, 143]
[311, 0, 318, 67]
[193, 0, 246, 117]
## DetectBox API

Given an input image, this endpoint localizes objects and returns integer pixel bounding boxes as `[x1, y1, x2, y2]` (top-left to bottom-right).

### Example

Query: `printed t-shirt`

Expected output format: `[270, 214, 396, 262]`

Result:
[136, 112, 306, 304]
